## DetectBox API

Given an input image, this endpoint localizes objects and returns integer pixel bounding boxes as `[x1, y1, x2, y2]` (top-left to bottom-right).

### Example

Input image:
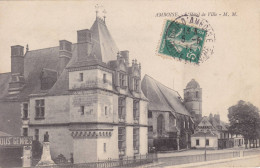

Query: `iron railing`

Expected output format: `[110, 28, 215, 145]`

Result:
[30, 153, 158, 168]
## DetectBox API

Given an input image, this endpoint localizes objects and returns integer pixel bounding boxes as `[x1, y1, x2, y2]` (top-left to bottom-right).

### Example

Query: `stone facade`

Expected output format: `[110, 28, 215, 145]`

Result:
[18, 16, 148, 164]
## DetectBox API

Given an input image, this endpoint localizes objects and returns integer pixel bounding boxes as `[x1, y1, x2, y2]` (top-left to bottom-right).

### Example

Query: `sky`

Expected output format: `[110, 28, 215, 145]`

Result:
[0, 0, 259, 122]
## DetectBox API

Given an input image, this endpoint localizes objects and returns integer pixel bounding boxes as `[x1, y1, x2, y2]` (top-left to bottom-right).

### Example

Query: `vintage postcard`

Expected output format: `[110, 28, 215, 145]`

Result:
[0, 0, 260, 167]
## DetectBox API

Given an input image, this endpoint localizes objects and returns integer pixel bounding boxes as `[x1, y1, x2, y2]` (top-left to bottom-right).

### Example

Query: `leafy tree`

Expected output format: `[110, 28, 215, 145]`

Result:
[228, 100, 260, 148]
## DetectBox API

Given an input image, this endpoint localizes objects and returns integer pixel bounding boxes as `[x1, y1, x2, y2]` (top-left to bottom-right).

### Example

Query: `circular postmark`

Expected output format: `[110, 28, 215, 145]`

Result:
[163, 14, 215, 64]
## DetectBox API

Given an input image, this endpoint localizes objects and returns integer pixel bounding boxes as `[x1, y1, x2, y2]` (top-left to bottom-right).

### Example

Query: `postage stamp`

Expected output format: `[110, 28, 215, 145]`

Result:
[158, 14, 215, 64]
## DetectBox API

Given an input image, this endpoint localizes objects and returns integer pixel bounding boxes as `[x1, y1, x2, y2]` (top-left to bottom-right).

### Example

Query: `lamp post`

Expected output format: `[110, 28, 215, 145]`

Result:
[204, 129, 207, 161]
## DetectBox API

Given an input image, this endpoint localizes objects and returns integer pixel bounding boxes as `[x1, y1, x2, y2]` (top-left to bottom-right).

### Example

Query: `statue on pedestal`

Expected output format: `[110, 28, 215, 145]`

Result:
[44, 131, 49, 142]
[36, 131, 55, 166]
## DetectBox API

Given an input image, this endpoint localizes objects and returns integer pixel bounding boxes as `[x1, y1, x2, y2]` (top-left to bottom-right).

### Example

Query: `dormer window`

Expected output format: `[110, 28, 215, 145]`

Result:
[134, 78, 139, 92]
[119, 73, 126, 88]
[79, 73, 83, 81]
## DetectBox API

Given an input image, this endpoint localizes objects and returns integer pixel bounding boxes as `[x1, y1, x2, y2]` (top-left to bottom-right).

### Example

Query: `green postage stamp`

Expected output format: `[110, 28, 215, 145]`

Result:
[158, 20, 207, 64]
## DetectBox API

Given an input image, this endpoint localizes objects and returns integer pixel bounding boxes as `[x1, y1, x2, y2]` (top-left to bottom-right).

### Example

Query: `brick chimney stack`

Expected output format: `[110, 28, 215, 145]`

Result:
[9, 45, 25, 94]
[11, 45, 24, 75]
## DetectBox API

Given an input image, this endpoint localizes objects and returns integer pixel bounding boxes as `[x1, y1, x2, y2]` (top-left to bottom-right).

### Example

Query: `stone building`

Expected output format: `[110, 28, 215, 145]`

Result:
[141, 75, 195, 151]
[0, 15, 148, 163]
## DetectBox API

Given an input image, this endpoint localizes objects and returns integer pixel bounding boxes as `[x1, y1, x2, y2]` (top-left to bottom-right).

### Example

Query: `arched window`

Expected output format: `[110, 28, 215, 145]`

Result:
[157, 114, 165, 136]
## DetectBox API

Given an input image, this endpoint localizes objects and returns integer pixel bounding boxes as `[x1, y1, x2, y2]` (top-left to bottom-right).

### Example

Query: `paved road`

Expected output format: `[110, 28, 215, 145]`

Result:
[148, 148, 260, 168]
[193, 155, 260, 168]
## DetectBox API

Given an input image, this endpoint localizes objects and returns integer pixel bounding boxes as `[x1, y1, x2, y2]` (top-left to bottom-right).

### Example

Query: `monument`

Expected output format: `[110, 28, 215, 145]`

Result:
[36, 132, 55, 166]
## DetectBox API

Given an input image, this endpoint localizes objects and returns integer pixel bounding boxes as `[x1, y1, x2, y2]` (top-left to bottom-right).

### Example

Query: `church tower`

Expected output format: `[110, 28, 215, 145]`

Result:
[184, 79, 202, 122]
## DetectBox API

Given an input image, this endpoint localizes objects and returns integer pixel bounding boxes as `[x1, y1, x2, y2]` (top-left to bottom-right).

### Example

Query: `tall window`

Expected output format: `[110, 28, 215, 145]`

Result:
[133, 100, 139, 121]
[148, 126, 153, 132]
[196, 91, 199, 98]
[148, 111, 152, 118]
[23, 103, 28, 119]
[134, 78, 139, 92]
[105, 106, 108, 115]
[157, 114, 165, 136]
[196, 139, 200, 146]
[23, 128, 28, 136]
[80, 106, 84, 115]
[104, 143, 106, 152]
[206, 139, 209, 146]
[79, 73, 83, 81]
[35, 99, 45, 119]
[35, 129, 39, 141]
[133, 128, 139, 152]
[118, 97, 126, 121]
[118, 127, 126, 153]
[119, 73, 126, 88]
[103, 74, 107, 83]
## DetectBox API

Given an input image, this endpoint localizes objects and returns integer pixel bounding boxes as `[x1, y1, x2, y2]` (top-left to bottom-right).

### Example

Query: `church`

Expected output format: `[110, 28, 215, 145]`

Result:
[141, 76, 202, 151]
[0, 15, 148, 163]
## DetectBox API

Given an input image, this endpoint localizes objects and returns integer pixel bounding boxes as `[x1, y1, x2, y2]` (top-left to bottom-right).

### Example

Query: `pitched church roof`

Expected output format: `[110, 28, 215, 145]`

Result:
[141, 74, 191, 116]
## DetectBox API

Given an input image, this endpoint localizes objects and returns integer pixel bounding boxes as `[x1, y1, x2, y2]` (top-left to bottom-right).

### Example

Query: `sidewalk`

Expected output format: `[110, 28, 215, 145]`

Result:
[157, 146, 246, 158]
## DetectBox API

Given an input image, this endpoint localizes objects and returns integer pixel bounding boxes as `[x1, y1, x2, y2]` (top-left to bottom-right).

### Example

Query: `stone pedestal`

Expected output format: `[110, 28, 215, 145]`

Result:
[36, 142, 55, 166]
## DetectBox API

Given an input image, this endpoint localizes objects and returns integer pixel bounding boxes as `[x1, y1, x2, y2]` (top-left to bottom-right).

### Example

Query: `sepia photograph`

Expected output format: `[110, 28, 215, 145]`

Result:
[0, 0, 259, 167]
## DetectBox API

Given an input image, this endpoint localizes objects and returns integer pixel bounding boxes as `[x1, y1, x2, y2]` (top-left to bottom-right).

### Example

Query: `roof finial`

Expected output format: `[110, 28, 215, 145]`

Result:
[103, 9, 107, 24]
[26, 44, 29, 52]
[117, 51, 120, 59]
[95, 4, 100, 18]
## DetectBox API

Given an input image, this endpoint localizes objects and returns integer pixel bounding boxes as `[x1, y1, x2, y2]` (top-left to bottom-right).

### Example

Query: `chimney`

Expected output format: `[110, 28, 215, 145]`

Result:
[59, 40, 72, 71]
[77, 29, 93, 62]
[9, 45, 25, 94]
[214, 114, 220, 124]
[11, 45, 24, 75]
[120, 50, 129, 66]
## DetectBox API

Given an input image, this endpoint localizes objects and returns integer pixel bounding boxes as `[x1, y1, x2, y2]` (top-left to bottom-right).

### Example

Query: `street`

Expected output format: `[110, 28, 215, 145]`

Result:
[192, 155, 260, 168]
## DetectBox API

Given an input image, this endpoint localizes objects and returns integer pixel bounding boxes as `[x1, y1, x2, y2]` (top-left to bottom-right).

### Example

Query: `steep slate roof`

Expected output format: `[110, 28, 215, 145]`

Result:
[198, 116, 213, 127]
[0, 73, 11, 99]
[141, 75, 191, 116]
[90, 18, 119, 63]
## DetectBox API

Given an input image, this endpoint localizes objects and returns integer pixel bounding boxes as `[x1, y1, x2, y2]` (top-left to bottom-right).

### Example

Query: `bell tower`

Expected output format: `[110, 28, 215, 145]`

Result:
[184, 79, 202, 121]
